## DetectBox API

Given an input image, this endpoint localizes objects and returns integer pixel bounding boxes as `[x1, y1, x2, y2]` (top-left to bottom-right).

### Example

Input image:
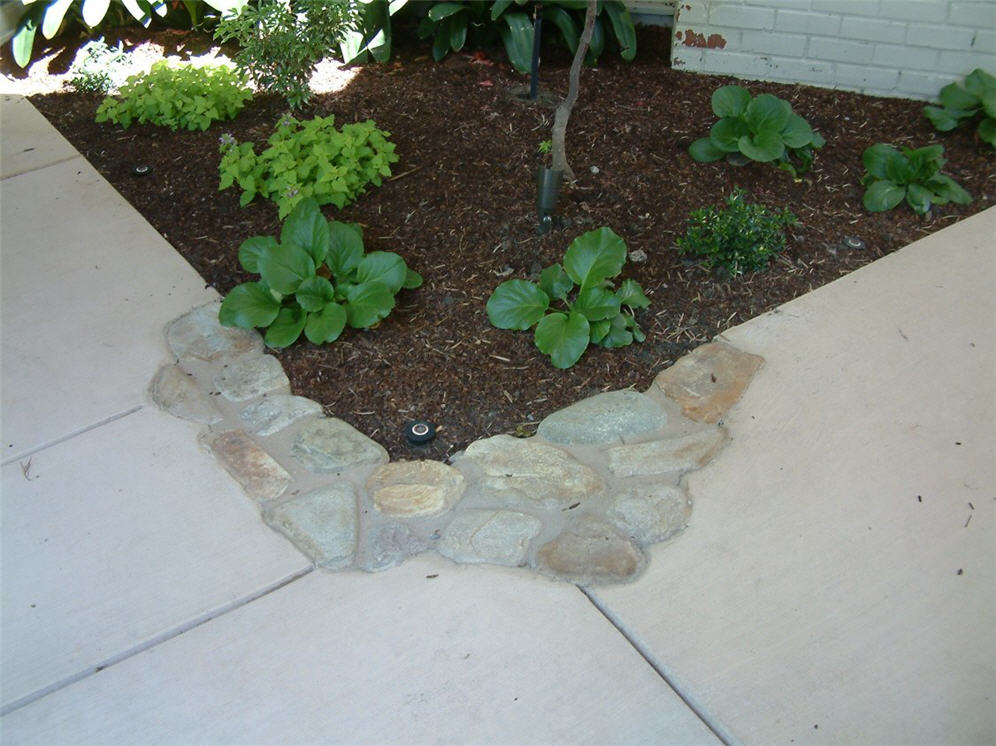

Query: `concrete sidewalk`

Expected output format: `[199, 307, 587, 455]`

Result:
[2, 94, 993, 744]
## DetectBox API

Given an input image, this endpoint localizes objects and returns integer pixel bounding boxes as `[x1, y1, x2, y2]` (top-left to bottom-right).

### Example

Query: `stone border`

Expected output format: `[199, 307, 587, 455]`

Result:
[151, 302, 763, 586]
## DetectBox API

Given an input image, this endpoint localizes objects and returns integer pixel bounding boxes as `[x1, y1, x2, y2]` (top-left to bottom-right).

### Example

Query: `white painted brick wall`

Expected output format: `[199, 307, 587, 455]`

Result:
[670, 0, 996, 100]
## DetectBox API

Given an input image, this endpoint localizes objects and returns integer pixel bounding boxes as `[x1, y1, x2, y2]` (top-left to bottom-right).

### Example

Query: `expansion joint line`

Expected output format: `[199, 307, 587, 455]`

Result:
[578, 586, 734, 746]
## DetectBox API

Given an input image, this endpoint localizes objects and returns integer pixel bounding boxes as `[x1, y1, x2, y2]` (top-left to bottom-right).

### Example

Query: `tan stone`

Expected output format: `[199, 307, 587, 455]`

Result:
[651, 340, 763, 423]
[367, 461, 465, 517]
[460, 434, 603, 504]
[166, 303, 262, 362]
[607, 427, 728, 478]
[201, 430, 291, 502]
[149, 364, 222, 425]
[537, 516, 644, 585]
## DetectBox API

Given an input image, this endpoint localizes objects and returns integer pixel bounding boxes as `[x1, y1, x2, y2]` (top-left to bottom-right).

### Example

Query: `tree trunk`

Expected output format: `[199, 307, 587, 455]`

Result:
[550, 0, 597, 182]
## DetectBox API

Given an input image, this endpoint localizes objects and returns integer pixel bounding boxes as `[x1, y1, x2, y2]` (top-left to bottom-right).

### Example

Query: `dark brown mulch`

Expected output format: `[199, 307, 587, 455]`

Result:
[27, 26, 995, 461]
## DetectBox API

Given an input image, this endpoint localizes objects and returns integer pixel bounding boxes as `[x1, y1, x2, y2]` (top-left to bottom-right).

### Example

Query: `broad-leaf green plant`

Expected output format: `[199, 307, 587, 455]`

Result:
[9, 0, 242, 67]
[415, 1, 635, 71]
[218, 114, 398, 218]
[675, 189, 796, 277]
[860, 143, 972, 215]
[486, 227, 650, 369]
[689, 85, 825, 176]
[95, 60, 252, 131]
[219, 197, 422, 347]
[923, 68, 996, 149]
[339, 0, 410, 64]
[214, 0, 357, 108]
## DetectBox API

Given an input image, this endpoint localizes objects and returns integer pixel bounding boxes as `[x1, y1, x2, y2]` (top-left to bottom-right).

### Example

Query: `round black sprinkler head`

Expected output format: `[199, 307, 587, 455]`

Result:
[404, 420, 436, 445]
[132, 165, 151, 177]
[842, 235, 866, 250]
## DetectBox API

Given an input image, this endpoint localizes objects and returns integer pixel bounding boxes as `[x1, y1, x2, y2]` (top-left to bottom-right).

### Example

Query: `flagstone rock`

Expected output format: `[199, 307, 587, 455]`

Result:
[149, 364, 221, 425]
[202, 430, 291, 502]
[537, 516, 645, 585]
[240, 394, 323, 436]
[265, 484, 357, 569]
[437, 510, 543, 566]
[460, 434, 603, 505]
[607, 428, 728, 478]
[652, 340, 764, 423]
[292, 418, 389, 473]
[214, 355, 289, 402]
[536, 389, 669, 446]
[361, 523, 428, 571]
[166, 303, 262, 362]
[367, 461, 466, 517]
[607, 485, 692, 544]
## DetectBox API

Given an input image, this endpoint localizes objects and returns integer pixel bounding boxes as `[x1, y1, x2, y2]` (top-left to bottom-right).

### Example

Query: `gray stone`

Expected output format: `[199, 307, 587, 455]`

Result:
[437, 510, 543, 566]
[607, 428, 728, 478]
[537, 389, 668, 446]
[460, 434, 603, 505]
[367, 461, 465, 517]
[607, 485, 692, 544]
[201, 430, 291, 502]
[291, 418, 388, 473]
[652, 340, 764, 423]
[149, 364, 221, 424]
[214, 355, 289, 402]
[537, 515, 645, 585]
[240, 394, 323, 436]
[265, 484, 357, 568]
[361, 523, 428, 571]
[166, 303, 262, 362]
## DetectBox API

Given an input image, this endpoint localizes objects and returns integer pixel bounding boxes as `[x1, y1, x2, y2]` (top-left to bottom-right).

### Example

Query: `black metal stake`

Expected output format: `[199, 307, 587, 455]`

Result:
[529, 3, 542, 100]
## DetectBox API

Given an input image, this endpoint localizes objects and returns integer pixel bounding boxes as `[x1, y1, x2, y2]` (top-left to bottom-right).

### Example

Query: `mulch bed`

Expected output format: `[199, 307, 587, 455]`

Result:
[24, 25, 995, 460]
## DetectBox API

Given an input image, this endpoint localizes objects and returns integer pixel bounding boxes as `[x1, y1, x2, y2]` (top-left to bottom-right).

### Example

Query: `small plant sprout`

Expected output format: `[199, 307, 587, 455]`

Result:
[219, 197, 422, 347]
[924, 69, 996, 149]
[861, 143, 972, 215]
[689, 85, 825, 177]
[487, 227, 650, 369]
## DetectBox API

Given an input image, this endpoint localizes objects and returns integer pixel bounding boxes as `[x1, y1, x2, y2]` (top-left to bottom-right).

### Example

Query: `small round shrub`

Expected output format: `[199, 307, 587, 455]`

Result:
[676, 189, 797, 277]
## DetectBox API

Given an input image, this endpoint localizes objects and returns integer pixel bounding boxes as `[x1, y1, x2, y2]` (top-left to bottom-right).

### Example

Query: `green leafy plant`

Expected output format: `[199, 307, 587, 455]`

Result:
[689, 85, 825, 176]
[219, 197, 422, 347]
[860, 143, 972, 215]
[415, 1, 635, 72]
[95, 60, 252, 131]
[676, 189, 797, 277]
[9, 0, 241, 67]
[214, 0, 357, 108]
[924, 68, 996, 149]
[68, 37, 128, 93]
[486, 227, 650, 369]
[339, 0, 410, 64]
[218, 114, 398, 218]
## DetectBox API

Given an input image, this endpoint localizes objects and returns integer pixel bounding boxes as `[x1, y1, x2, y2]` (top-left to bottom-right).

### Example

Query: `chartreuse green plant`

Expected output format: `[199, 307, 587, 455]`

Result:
[219, 197, 422, 348]
[676, 189, 796, 277]
[486, 227, 650, 369]
[923, 68, 996, 148]
[218, 114, 398, 219]
[861, 143, 972, 215]
[689, 85, 825, 176]
[95, 61, 252, 131]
